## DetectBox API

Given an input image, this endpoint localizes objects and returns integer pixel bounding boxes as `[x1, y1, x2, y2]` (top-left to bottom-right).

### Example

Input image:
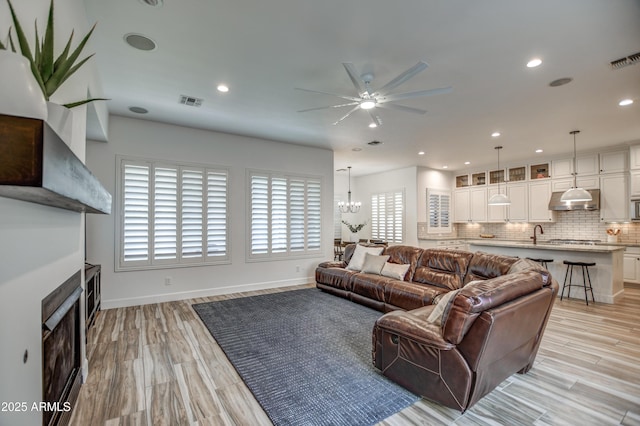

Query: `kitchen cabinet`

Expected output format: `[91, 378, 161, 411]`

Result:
[528, 180, 556, 222]
[470, 187, 487, 222]
[454, 189, 470, 222]
[487, 186, 506, 222]
[599, 150, 628, 174]
[454, 187, 487, 222]
[623, 247, 640, 283]
[630, 171, 640, 197]
[600, 173, 628, 222]
[472, 172, 486, 186]
[552, 154, 599, 178]
[419, 239, 467, 250]
[506, 183, 528, 222]
[455, 174, 469, 188]
[530, 163, 550, 180]
[630, 145, 640, 170]
[551, 176, 600, 191]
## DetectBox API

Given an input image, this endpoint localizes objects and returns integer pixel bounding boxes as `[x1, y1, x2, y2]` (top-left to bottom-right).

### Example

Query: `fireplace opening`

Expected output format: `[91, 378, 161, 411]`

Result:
[42, 271, 83, 426]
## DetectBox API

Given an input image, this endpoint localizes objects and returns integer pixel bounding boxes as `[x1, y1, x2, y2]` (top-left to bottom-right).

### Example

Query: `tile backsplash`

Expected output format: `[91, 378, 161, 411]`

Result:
[419, 210, 640, 243]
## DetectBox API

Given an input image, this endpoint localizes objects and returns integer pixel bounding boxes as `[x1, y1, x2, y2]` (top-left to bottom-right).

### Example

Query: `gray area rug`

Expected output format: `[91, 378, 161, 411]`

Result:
[192, 288, 418, 426]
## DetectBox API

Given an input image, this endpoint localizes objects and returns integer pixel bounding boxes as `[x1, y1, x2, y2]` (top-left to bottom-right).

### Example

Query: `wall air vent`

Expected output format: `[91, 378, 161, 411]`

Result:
[179, 95, 203, 107]
[610, 51, 640, 70]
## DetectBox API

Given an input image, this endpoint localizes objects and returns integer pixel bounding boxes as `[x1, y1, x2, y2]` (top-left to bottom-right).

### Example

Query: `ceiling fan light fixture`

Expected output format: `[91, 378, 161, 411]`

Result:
[360, 100, 376, 110]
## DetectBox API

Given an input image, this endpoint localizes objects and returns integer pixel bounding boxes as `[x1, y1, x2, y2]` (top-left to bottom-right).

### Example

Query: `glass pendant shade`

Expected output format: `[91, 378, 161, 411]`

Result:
[488, 146, 511, 206]
[560, 187, 592, 202]
[561, 130, 592, 203]
[488, 192, 511, 205]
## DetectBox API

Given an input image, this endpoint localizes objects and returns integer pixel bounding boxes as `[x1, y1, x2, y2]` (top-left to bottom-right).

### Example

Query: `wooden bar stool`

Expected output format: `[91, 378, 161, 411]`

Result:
[526, 257, 553, 269]
[561, 260, 596, 305]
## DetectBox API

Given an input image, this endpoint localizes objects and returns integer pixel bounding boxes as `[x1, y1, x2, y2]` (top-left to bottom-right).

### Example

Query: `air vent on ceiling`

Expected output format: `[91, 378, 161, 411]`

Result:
[179, 95, 203, 107]
[367, 140, 383, 146]
[139, 0, 163, 6]
[610, 51, 640, 70]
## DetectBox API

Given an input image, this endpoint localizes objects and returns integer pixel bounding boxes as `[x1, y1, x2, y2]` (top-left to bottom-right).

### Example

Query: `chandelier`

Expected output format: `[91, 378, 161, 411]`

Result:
[338, 166, 361, 213]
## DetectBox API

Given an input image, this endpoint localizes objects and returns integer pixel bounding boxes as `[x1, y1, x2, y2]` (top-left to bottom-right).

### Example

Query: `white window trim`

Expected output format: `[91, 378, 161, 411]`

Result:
[246, 169, 323, 262]
[115, 155, 231, 271]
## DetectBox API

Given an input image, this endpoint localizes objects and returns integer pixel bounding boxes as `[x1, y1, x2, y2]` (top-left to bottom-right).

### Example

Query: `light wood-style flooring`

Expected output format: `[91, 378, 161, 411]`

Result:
[70, 284, 640, 426]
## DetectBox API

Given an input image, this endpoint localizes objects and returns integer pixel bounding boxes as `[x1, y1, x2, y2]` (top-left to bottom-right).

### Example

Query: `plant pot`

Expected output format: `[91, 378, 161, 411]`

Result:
[46, 102, 73, 146]
[0, 51, 47, 120]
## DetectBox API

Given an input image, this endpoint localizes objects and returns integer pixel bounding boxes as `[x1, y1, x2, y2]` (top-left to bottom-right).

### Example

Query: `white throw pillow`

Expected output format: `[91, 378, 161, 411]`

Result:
[361, 253, 390, 275]
[346, 245, 385, 271]
[427, 289, 461, 326]
[380, 262, 411, 281]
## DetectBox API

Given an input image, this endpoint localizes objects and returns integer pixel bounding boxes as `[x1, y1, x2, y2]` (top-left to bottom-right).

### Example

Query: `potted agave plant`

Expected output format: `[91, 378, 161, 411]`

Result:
[0, 0, 107, 141]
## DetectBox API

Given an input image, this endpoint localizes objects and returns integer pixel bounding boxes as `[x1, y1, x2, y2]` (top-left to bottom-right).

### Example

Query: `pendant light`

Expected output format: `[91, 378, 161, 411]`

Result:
[560, 130, 592, 203]
[338, 166, 361, 213]
[488, 146, 511, 205]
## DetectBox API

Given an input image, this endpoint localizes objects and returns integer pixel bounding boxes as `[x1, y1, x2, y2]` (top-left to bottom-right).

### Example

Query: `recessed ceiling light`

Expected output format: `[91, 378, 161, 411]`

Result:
[464, 161, 471, 165]
[527, 58, 542, 68]
[352, 147, 362, 152]
[619, 99, 634, 106]
[129, 106, 148, 114]
[535, 149, 543, 153]
[442, 165, 449, 169]
[217, 84, 229, 93]
[491, 132, 501, 138]
[418, 151, 425, 155]
[124, 33, 157, 51]
[549, 77, 573, 87]
[368, 122, 378, 128]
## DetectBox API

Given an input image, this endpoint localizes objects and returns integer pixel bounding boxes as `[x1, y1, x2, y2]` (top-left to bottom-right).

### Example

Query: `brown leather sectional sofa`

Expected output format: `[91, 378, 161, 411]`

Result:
[315, 243, 558, 412]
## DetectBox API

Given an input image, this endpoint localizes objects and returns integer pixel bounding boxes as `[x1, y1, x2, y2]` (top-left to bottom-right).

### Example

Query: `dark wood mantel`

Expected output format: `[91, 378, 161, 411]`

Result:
[0, 114, 111, 214]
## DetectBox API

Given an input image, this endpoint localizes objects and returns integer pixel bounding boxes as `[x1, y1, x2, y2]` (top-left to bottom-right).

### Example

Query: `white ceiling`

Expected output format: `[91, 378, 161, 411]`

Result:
[84, 0, 640, 176]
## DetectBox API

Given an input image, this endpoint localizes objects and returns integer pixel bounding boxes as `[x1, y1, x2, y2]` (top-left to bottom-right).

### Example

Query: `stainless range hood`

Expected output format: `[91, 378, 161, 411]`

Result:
[548, 189, 600, 211]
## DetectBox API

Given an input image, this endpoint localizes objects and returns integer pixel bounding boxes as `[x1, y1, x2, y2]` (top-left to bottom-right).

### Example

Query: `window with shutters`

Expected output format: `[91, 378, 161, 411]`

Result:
[427, 188, 452, 233]
[116, 156, 229, 270]
[371, 189, 404, 243]
[248, 170, 322, 260]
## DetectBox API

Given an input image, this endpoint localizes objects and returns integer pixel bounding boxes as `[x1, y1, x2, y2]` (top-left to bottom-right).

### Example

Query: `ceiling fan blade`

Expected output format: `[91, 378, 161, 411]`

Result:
[295, 87, 361, 102]
[377, 86, 453, 103]
[342, 63, 365, 95]
[375, 61, 429, 96]
[333, 105, 361, 125]
[377, 103, 427, 114]
[368, 110, 382, 127]
[298, 102, 359, 113]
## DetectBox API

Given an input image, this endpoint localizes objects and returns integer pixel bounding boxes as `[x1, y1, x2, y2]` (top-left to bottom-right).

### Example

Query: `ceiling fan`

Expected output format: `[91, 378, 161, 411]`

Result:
[296, 61, 452, 127]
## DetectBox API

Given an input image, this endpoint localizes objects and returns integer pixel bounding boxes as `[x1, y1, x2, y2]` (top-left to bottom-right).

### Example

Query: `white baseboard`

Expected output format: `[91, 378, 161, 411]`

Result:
[102, 276, 314, 309]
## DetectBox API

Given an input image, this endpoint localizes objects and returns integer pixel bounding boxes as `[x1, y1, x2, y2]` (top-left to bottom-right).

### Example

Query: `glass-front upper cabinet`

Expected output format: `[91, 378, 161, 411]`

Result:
[508, 166, 526, 182]
[472, 171, 486, 185]
[530, 163, 550, 179]
[489, 169, 505, 184]
[456, 174, 469, 188]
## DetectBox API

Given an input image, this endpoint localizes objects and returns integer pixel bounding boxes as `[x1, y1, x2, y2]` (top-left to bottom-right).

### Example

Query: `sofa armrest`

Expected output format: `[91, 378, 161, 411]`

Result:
[374, 309, 454, 351]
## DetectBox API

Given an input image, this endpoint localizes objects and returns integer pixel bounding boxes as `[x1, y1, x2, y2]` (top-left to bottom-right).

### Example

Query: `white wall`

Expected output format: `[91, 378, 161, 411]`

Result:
[0, 1, 97, 425]
[86, 116, 334, 308]
[417, 166, 454, 222]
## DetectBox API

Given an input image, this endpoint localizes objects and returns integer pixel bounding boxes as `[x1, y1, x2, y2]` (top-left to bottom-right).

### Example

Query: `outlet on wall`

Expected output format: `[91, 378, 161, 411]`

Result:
[164, 276, 172, 286]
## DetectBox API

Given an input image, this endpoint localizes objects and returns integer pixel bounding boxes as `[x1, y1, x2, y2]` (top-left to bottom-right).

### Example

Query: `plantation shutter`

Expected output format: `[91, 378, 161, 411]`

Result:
[207, 170, 228, 257]
[118, 157, 229, 270]
[371, 189, 404, 243]
[427, 189, 452, 233]
[249, 171, 322, 258]
[122, 162, 150, 264]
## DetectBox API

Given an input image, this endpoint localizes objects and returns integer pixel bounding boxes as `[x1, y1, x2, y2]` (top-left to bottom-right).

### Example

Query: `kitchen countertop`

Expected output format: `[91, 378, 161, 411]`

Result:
[467, 239, 626, 253]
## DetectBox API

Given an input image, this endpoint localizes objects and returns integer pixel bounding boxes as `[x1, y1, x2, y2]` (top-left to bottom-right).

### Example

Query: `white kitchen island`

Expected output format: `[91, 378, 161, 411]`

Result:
[468, 240, 625, 304]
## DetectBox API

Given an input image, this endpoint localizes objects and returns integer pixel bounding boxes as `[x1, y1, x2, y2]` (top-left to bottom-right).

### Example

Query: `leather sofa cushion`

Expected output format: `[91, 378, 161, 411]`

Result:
[443, 270, 545, 344]
[382, 245, 424, 281]
[413, 249, 473, 290]
[314, 267, 358, 292]
[385, 280, 448, 311]
[463, 251, 519, 284]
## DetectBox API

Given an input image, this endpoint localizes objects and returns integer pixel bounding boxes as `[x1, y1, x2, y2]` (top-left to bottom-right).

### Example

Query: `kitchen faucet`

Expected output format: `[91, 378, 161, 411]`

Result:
[531, 224, 544, 245]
